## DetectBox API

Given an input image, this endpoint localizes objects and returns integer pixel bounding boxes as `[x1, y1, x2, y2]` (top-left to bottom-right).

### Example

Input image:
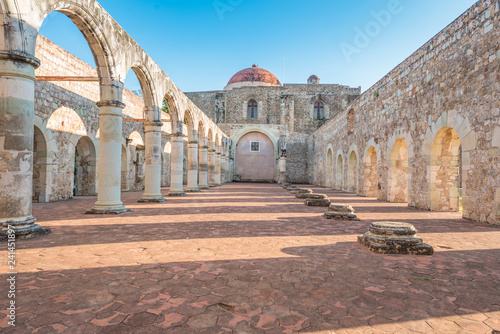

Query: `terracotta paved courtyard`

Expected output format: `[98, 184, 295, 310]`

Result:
[1, 183, 500, 333]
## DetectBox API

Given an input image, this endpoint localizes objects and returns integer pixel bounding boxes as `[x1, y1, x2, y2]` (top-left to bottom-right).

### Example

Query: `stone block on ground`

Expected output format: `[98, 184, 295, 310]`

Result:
[324, 204, 360, 221]
[305, 199, 331, 207]
[358, 222, 434, 255]
[296, 193, 327, 199]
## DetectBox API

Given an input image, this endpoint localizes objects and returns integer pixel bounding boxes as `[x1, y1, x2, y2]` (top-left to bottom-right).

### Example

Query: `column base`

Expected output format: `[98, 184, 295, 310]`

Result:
[0, 217, 52, 241]
[209, 184, 217, 188]
[138, 196, 166, 203]
[199, 185, 210, 190]
[86, 205, 131, 215]
[185, 187, 200, 192]
[168, 191, 187, 197]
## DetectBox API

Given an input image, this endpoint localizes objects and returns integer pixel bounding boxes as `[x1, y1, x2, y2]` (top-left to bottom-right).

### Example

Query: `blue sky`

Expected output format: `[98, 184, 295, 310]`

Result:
[39, 0, 478, 94]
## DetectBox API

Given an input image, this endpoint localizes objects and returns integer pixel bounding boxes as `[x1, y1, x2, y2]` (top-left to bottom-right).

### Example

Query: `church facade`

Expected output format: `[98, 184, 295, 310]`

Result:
[186, 65, 360, 183]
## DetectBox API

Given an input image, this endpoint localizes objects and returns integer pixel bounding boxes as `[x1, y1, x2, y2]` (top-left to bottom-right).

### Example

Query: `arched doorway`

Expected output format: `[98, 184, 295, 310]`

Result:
[235, 132, 275, 182]
[74, 137, 97, 196]
[365, 146, 378, 197]
[389, 139, 408, 203]
[33, 126, 49, 203]
[326, 148, 333, 188]
[348, 151, 358, 193]
[336, 155, 343, 190]
[430, 127, 462, 212]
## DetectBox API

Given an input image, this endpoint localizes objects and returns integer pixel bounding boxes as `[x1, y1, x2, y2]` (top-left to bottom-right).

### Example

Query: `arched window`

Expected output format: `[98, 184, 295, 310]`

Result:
[247, 100, 258, 119]
[314, 101, 324, 120]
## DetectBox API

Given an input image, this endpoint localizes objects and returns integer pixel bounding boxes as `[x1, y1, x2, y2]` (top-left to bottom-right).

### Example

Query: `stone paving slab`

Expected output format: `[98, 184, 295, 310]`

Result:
[1, 183, 499, 333]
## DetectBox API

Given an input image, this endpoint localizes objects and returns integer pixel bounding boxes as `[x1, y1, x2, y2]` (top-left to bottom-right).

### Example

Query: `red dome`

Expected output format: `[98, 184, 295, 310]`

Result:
[226, 64, 281, 89]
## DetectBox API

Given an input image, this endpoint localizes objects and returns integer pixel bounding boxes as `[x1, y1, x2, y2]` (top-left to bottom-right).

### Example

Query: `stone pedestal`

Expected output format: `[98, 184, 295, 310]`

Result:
[324, 204, 360, 221]
[198, 146, 210, 189]
[279, 157, 287, 184]
[0, 52, 52, 238]
[186, 142, 200, 192]
[291, 188, 313, 195]
[88, 100, 130, 214]
[299, 194, 331, 207]
[168, 134, 186, 196]
[139, 122, 166, 203]
[358, 222, 434, 255]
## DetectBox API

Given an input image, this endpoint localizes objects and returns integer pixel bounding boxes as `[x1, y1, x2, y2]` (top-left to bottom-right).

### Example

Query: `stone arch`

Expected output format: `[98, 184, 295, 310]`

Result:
[47, 106, 87, 136]
[364, 146, 378, 197]
[235, 131, 276, 182]
[336, 152, 344, 191]
[429, 127, 462, 212]
[348, 147, 358, 193]
[33, 125, 50, 203]
[74, 136, 97, 196]
[422, 112, 476, 215]
[33, 2, 119, 90]
[124, 64, 158, 121]
[326, 145, 334, 188]
[231, 127, 279, 158]
[389, 138, 409, 203]
[128, 131, 144, 147]
[164, 93, 182, 135]
[184, 109, 197, 142]
[121, 143, 130, 192]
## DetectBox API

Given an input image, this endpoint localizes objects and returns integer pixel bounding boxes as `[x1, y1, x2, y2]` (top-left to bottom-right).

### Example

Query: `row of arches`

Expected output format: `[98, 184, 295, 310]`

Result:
[0, 0, 230, 223]
[325, 126, 465, 213]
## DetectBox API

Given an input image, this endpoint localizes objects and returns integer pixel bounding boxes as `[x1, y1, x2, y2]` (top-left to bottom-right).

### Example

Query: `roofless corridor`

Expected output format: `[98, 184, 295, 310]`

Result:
[1, 183, 499, 333]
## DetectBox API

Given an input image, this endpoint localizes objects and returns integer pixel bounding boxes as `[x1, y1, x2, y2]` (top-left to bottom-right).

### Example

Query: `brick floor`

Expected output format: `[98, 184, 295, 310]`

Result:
[1, 183, 499, 333]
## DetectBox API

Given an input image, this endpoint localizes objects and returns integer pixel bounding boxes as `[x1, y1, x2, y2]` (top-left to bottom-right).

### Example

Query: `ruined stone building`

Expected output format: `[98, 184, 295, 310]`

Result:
[186, 66, 360, 183]
[0, 0, 499, 242]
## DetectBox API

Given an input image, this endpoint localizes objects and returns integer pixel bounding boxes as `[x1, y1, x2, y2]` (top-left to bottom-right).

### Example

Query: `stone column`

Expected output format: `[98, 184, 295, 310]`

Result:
[139, 122, 166, 203]
[279, 157, 287, 184]
[186, 141, 200, 192]
[168, 134, 186, 196]
[0, 52, 51, 239]
[198, 145, 210, 189]
[225, 154, 231, 183]
[215, 152, 222, 186]
[87, 100, 130, 214]
[208, 149, 216, 187]
[221, 155, 226, 184]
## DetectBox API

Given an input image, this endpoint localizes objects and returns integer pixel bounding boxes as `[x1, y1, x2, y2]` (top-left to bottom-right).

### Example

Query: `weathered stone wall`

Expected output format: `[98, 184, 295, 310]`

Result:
[310, 0, 499, 226]
[186, 84, 360, 135]
[33, 35, 147, 202]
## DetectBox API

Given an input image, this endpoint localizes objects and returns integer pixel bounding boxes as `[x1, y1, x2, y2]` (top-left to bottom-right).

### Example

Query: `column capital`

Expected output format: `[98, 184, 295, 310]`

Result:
[209, 149, 216, 153]
[170, 133, 185, 138]
[144, 122, 163, 133]
[216, 152, 222, 156]
[199, 146, 209, 150]
[188, 141, 199, 145]
[0, 51, 40, 68]
[97, 100, 126, 109]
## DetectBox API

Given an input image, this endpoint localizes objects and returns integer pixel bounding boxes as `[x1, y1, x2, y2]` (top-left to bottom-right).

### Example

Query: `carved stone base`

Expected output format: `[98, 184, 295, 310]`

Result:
[324, 212, 360, 221]
[168, 192, 187, 197]
[185, 188, 201, 193]
[358, 222, 434, 255]
[305, 199, 331, 207]
[296, 193, 328, 200]
[0, 217, 52, 241]
[138, 196, 166, 203]
[199, 186, 211, 190]
[86, 206, 131, 215]
[324, 204, 360, 221]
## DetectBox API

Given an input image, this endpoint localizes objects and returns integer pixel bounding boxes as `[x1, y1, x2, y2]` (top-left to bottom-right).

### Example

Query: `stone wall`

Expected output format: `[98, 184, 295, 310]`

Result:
[310, 0, 499, 226]
[33, 35, 148, 202]
[186, 84, 360, 136]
